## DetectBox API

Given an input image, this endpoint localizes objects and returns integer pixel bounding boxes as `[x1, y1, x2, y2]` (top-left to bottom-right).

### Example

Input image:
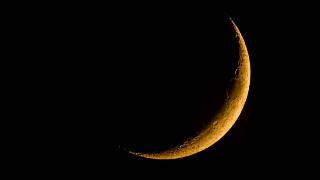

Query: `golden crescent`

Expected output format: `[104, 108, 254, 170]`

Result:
[129, 19, 251, 159]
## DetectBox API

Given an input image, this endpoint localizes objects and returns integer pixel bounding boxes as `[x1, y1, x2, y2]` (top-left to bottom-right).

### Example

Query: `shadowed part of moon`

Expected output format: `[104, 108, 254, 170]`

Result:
[122, 16, 250, 159]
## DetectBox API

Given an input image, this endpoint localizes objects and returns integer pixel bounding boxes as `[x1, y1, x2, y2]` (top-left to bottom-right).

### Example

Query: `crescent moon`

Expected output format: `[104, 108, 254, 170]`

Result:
[129, 19, 250, 159]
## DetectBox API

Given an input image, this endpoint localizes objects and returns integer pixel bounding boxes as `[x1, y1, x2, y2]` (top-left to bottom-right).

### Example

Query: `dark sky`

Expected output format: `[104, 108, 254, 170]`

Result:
[20, 2, 318, 172]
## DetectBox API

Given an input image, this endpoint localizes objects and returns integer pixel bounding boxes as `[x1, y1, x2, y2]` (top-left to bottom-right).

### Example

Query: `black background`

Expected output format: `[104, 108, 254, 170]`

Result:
[8, 1, 320, 173]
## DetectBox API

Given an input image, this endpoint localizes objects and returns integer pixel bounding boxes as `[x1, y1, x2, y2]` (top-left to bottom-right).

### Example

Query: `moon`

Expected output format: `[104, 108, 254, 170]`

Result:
[128, 18, 250, 159]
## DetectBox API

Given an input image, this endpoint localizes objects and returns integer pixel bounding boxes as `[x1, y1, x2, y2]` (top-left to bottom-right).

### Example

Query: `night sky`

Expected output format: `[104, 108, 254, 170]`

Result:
[17, 2, 319, 172]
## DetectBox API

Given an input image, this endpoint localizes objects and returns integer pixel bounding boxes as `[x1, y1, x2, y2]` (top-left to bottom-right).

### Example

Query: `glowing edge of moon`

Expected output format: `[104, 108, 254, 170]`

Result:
[129, 19, 251, 159]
